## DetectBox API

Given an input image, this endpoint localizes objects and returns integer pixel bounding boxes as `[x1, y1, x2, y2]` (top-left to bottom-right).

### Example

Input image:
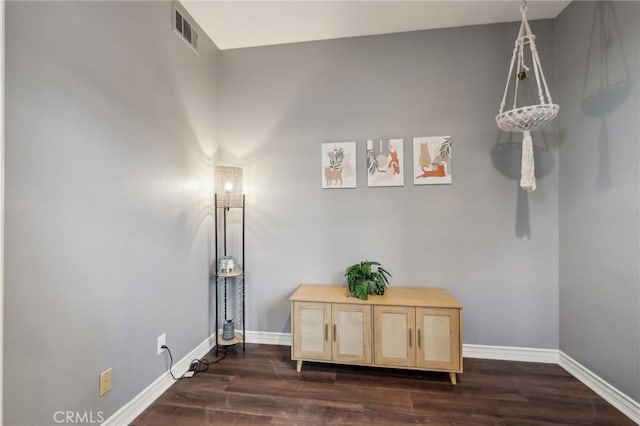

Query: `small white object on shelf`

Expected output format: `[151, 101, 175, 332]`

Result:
[217, 256, 235, 274]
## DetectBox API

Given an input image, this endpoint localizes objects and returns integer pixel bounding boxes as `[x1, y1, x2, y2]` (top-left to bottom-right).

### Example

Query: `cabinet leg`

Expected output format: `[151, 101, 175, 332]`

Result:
[296, 360, 303, 373]
[449, 372, 457, 385]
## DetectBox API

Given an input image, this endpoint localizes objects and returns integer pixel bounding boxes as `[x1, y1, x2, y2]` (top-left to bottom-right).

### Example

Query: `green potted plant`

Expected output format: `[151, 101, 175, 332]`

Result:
[345, 260, 392, 300]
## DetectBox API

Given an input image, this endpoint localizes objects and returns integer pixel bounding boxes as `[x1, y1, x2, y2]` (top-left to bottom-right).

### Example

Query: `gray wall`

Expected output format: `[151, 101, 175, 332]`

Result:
[10, 1, 639, 423]
[218, 21, 560, 348]
[556, 1, 640, 400]
[4, 2, 218, 425]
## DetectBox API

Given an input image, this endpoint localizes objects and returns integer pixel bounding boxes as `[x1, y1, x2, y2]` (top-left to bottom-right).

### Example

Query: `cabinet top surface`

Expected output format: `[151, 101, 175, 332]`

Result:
[290, 284, 462, 308]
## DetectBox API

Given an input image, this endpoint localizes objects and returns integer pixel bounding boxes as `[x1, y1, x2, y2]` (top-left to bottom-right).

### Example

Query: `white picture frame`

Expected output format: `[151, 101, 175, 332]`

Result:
[413, 136, 452, 185]
[366, 138, 404, 187]
[321, 141, 357, 188]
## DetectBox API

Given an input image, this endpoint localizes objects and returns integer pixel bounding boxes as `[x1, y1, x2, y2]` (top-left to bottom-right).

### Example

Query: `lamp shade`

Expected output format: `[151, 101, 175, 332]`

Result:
[215, 166, 243, 208]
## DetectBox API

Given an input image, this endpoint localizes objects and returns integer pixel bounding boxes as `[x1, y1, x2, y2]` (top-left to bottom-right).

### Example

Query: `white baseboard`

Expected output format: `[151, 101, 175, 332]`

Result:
[462, 343, 559, 363]
[102, 333, 216, 426]
[245, 330, 291, 346]
[559, 351, 640, 424]
[245, 331, 560, 364]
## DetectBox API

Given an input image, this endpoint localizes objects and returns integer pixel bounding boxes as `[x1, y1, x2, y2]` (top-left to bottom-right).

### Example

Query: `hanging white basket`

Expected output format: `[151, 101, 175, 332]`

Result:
[496, 104, 559, 133]
[496, 1, 559, 192]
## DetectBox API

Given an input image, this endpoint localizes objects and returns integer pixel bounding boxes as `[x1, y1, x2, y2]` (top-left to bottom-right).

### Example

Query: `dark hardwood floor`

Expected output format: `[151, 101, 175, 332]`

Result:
[132, 344, 634, 425]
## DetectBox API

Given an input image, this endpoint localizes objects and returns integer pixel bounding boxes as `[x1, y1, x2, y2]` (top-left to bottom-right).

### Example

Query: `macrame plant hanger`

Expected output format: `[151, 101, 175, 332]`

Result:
[496, 0, 559, 192]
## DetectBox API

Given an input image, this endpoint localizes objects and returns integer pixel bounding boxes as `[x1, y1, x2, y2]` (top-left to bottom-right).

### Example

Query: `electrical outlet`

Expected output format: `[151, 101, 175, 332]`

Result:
[99, 368, 112, 397]
[157, 333, 166, 355]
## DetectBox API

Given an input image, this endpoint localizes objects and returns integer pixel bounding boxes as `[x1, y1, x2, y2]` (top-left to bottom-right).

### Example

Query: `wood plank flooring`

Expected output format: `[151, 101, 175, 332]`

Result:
[132, 344, 634, 425]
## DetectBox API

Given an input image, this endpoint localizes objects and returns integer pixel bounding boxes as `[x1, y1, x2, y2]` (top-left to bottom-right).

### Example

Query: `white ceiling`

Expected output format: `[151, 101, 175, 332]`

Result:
[181, 1, 571, 50]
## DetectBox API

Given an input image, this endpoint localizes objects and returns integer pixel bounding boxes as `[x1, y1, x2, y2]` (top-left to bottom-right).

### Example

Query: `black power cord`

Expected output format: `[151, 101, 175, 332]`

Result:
[161, 344, 226, 380]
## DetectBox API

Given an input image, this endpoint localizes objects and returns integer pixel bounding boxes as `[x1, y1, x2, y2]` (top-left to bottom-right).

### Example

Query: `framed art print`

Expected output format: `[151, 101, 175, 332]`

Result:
[322, 141, 356, 188]
[413, 136, 452, 185]
[366, 138, 404, 187]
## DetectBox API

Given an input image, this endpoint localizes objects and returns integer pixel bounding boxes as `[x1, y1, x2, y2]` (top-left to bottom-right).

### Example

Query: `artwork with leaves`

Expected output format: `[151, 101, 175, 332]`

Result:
[413, 136, 452, 185]
[321, 141, 357, 188]
[366, 138, 404, 187]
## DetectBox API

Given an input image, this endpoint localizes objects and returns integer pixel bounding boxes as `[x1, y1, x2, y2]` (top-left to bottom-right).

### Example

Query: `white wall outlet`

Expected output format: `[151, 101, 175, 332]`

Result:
[157, 333, 166, 355]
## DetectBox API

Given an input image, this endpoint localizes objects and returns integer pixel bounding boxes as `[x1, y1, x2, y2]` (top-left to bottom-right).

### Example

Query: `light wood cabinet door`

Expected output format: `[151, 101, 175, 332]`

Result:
[292, 301, 331, 361]
[416, 307, 461, 371]
[291, 285, 463, 383]
[331, 303, 372, 365]
[374, 305, 416, 367]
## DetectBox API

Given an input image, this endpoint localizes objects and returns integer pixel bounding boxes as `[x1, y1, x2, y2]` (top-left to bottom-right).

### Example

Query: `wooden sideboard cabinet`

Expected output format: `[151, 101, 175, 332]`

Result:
[292, 301, 372, 366]
[290, 284, 463, 384]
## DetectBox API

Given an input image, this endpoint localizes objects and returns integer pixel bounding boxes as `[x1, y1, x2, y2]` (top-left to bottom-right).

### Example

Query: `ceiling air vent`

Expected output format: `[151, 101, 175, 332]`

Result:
[173, 4, 199, 54]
